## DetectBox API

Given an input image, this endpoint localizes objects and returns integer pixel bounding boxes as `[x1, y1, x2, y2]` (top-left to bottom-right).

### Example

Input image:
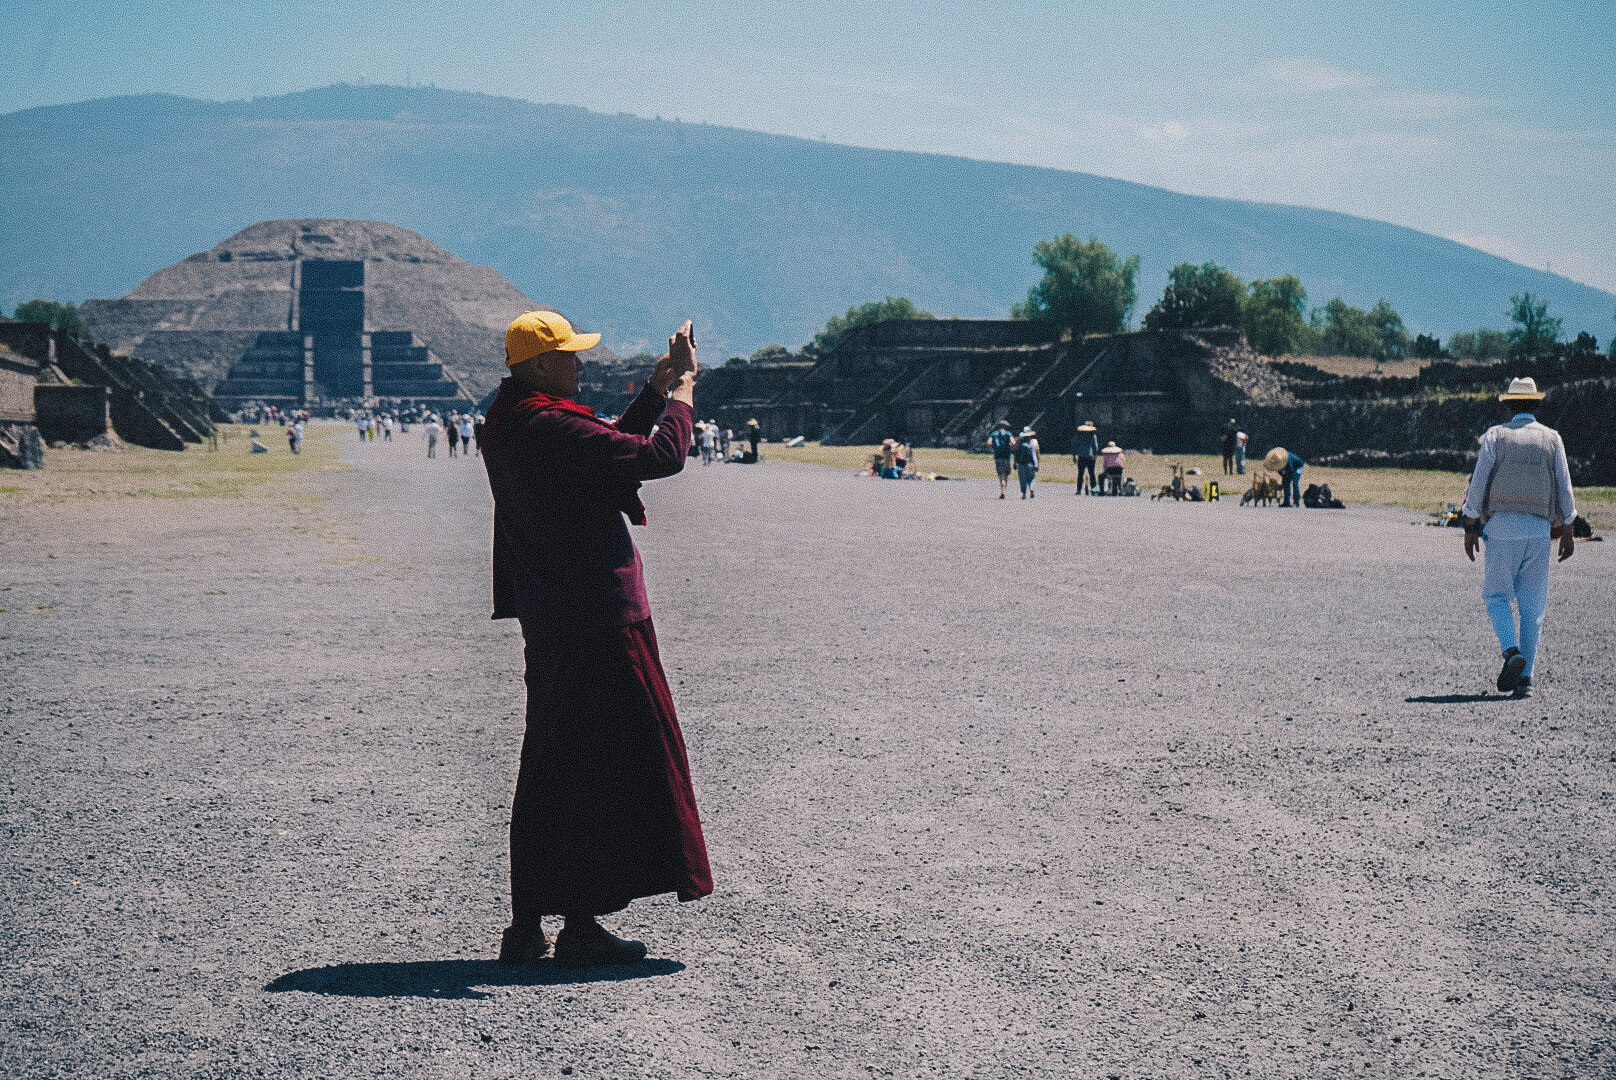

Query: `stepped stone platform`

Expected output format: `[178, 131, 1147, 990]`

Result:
[703, 320, 1260, 453]
[82, 219, 616, 409]
[0, 321, 216, 452]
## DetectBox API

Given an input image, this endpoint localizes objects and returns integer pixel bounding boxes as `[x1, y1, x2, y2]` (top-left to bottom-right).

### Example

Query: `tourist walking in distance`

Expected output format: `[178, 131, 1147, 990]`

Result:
[719, 426, 731, 462]
[698, 421, 716, 465]
[458, 414, 475, 458]
[1461, 377, 1577, 699]
[1015, 426, 1040, 498]
[285, 420, 299, 455]
[988, 419, 1015, 498]
[745, 418, 763, 463]
[1235, 428, 1248, 474]
[472, 413, 485, 457]
[446, 414, 460, 458]
[482, 311, 711, 967]
[1101, 441, 1126, 494]
[1072, 421, 1098, 495]
[1221, 421, 1237, 476]
[424, 416, 441, 458]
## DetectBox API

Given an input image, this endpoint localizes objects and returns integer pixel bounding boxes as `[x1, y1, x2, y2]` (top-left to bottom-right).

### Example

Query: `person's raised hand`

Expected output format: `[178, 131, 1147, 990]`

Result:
[667, 321, 697, 405]
[668, 321, 697, 375]
[1558, 530, 1575, 562]
[648, 353, 678, 394]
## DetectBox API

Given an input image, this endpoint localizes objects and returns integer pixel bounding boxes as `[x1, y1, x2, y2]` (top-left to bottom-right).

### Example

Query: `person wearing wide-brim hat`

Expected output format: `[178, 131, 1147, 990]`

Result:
[1264, 446, 1306, 506]
[1014, 427, 1041, 498]
[1100, 441, 1125, 494]
[1459, 376, 1577, 699]
[1072, 421, 1100, 495]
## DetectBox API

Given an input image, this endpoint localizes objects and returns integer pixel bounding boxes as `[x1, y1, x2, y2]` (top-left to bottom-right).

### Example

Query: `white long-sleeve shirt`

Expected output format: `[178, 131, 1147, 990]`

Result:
[1460, 413, 1576, 540]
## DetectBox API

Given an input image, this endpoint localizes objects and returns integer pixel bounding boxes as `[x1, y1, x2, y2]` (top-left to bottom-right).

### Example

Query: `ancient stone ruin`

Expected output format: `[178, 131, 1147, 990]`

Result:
[702, 320, 1261, 454]
[700, 318, 1616, 483]
[81, 219, 615, 412]
[0, 321, 216, 455]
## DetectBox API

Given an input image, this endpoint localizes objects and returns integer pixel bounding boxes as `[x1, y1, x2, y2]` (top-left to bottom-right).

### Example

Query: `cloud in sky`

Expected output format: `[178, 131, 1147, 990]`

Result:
[1263, 57, 1376, 93]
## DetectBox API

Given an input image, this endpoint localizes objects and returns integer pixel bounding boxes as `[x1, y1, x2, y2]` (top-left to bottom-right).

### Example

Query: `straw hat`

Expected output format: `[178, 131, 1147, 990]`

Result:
[1499, 376, 1546, 402]
[1020, 426, 1036, 437]
[1264, 446, 1289, 472]
[1077, 421, 1097, 433]
[1102, 441, 1121, 453]
[747, 418, 759, 426]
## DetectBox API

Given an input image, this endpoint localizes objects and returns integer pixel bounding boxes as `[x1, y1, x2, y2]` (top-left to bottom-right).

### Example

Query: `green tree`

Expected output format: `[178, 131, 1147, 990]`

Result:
[1313, 298, 1379, 357]
[1010, 235, 1140, 335]
[1449, 328, 1511, 361]
[1368, 299, 1411, 362]
[1142, 262, 1246, 331]
[1411, 333, 1444, 359]
[750, 343, 791, 362]
[1241, 275, 1311, 356]
[811, 296, 933, 353]
[11, 298, 89, 339]
[1507, 292, 1562, 360]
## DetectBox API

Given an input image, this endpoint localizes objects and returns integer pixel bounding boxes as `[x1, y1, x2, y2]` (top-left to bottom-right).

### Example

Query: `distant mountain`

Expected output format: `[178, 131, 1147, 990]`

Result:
[3, 84, 1612, 357]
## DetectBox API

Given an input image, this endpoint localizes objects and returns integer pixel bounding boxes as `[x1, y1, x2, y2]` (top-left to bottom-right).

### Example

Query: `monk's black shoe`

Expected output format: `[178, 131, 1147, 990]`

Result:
[552, 923, 648, 969]
[1497, 647, 1526, 693]
[498, 924, 550, 964]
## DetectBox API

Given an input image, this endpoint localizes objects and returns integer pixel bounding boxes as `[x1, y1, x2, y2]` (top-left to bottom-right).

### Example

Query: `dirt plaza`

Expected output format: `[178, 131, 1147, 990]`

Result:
[2, 429, 1612, 1079]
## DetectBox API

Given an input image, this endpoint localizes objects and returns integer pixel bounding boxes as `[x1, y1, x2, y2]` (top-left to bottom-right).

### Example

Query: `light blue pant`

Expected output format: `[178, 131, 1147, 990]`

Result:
[1482, 536, 1551, 677]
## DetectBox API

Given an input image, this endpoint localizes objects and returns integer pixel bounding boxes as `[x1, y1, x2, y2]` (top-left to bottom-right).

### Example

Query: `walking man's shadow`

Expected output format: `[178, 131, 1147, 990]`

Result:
[266, 958, 683, 999]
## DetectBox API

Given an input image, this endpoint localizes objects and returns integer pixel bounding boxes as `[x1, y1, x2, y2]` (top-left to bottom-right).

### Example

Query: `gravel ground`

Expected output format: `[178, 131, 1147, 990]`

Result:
[2, 428, 1613, 1079]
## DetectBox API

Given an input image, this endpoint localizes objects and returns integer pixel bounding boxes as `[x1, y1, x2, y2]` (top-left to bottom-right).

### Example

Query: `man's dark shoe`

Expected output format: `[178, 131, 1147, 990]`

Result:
[552, 923, 648, 969]
[1512, 677, 1533, 700]
[1497, 647, 1526, 693]
[498, 924, 550, 964]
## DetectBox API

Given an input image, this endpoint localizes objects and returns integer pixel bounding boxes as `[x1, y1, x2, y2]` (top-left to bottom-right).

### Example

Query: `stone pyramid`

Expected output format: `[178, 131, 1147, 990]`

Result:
[81, 219, 614, 404]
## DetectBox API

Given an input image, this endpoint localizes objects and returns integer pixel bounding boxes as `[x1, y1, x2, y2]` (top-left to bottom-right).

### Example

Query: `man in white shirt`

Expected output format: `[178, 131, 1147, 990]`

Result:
[1460, 377, 1576, 699]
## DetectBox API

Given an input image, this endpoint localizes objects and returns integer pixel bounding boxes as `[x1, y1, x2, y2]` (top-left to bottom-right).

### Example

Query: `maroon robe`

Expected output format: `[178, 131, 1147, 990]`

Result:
[482, 378, 711, 920]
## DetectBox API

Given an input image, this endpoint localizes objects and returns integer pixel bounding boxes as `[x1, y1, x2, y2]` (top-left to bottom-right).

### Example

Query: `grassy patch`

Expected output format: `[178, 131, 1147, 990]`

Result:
[0, 424, 344, 503]
[765, 442, 1616, 528]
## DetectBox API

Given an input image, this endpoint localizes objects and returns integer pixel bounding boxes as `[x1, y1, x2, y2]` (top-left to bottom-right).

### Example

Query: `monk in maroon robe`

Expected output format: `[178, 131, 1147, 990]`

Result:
[482, 311, 711, 968]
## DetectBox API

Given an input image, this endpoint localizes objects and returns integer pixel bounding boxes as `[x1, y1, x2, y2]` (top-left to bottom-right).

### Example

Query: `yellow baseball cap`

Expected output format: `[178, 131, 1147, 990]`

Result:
[505, 310, 602, 365]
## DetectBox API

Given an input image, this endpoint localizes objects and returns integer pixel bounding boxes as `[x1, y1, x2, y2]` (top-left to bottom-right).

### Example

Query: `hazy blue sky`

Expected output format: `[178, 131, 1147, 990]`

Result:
[4, 0, 1612, 293]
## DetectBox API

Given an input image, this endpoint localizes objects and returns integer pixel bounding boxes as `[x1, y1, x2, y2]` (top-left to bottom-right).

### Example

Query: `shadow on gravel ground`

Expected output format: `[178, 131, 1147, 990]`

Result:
[265, 958, 686, 998]
[1403, 693, 1512, 704]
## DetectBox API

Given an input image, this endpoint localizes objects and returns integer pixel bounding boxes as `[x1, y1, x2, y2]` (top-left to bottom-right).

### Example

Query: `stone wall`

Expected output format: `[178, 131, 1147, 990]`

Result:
[1238, 379, 1616, 484]
[0, 346, 43, 469]
[35, 385, 113, 445]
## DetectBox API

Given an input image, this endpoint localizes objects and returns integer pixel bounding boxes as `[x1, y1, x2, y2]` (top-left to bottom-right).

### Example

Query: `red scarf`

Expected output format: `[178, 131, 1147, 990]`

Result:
[485, 382, 648, 525]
